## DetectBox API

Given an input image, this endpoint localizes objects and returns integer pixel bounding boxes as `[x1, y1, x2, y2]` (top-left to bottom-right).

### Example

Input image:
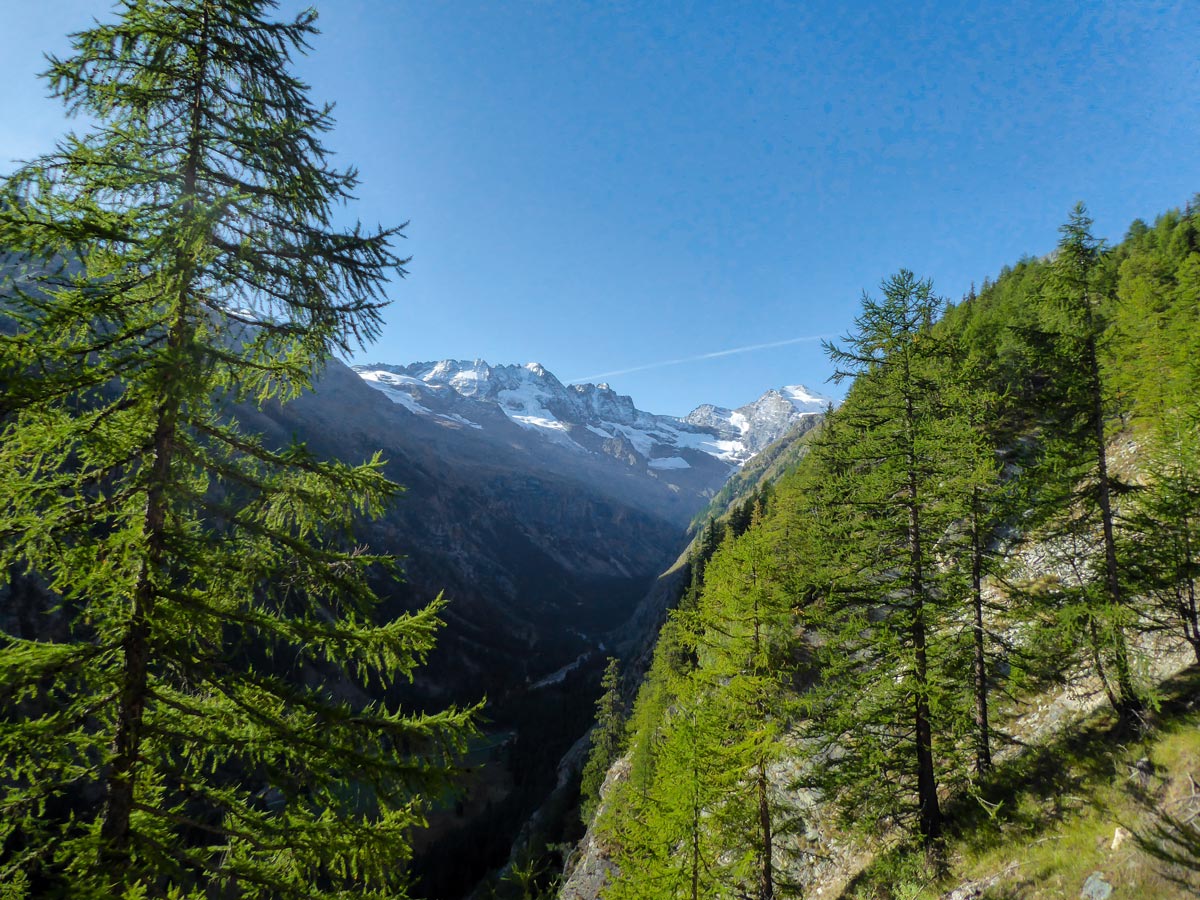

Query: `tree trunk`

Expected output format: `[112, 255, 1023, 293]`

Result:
[1182, 511, 1200, 665]
[1087, 614, 1120, 712]
[1085, 329, 1142, 722]
[757, 764, 774, 900]
[906, 391, 942, 856]
[99, 414, 173, 861]
[971, 490, 992, 776]
[99, 1, 211, 872]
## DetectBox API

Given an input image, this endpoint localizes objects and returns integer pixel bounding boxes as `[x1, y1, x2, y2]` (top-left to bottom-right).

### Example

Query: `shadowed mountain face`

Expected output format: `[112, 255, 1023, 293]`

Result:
[248, 358, 828, 894]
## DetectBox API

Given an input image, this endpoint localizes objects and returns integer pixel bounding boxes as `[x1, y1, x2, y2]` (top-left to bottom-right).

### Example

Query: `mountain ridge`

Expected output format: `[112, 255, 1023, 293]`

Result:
[353, 358, 831, 469]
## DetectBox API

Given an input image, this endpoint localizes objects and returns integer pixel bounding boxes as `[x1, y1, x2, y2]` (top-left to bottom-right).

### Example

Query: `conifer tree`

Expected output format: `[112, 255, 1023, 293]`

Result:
[579, 657, 624, 825]
[1036, 204, 1144, 722]
[1120, 412, 1200, 665]
[937, 349, 1009, 777]
[802, 271, 972, 859]
[1109, 205, 1200, 665]
[690, 516, 795, 900]
[606, 681, 733, 900]
[606, 518, 795, 900]
[0, 2, 474, 897]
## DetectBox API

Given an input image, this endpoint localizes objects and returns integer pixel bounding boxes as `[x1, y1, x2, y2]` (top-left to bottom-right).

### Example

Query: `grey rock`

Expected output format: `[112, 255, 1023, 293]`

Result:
[1081, 871, 1113, 899]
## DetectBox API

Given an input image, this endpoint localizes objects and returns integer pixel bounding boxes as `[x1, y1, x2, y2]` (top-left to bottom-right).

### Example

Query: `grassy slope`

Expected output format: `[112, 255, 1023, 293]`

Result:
[841, 665, 1200, 899]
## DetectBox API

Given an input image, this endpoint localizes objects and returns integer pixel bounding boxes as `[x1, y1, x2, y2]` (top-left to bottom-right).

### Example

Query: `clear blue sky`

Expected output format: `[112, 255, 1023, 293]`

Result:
[2, 2, 1198, 416]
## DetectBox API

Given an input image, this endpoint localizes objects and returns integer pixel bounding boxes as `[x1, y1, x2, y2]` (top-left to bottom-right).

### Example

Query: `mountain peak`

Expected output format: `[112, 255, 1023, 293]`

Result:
[353, 359, 829, 468]
[780, 384, 831, 409]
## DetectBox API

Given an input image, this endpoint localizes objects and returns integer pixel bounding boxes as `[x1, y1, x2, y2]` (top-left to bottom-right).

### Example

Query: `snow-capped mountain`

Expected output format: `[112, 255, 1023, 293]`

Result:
[684, 384, 831, 461]
[353, 359, 832, 470]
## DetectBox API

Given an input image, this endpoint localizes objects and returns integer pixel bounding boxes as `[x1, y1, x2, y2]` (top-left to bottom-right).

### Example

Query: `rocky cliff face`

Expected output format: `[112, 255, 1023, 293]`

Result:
[684, 384, 830, 461]
[555, 432, 1193, 900]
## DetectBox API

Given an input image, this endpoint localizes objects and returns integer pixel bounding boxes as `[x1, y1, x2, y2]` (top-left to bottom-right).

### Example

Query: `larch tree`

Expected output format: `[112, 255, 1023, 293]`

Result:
[935, 347, 1009, 778]
[686, 514, 795, 900]
[608, 680, 739, 900]
[1113, 206, 1200, 665]
[1120, 427, 1200, 665]
[802, 271, 972, 861]
[579, 656, 624, 825]
[0, 2, 474, 897]
[1036, 203, 1144, 722]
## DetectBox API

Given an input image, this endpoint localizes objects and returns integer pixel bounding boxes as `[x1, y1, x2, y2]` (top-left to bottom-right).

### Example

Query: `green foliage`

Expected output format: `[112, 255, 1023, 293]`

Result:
[605, 686, 738, 900]
[0, 2, 475, 897]
[592, 198, 1200, 898]
[603, 516, 798, 899]
[1017, 205, 1143, 719]
[1119, 409, 1200, 665]
[580, 658, 624, 825]
[795, 271, 985, 854]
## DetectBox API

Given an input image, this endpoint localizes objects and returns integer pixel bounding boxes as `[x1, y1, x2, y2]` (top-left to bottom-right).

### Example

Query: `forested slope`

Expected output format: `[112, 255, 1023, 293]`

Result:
[563, 198, 1200, 900]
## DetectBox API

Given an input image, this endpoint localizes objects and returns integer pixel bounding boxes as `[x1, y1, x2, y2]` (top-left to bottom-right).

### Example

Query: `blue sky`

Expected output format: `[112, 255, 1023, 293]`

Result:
[2, 2, 1198, 416]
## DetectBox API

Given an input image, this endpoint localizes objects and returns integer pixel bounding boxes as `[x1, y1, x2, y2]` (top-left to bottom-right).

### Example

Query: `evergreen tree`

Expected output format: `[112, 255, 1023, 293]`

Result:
[802, 271, 973, 860]
[579, 657, 624, 825]
[936, 348, 1010, 777]
[0, 3, 474, 897]
[1120, 415, 1200, 665]
[606, 679, 733, 900]
[1109, 206, 1200, 667]
[606, 517, 797, 900]
[687, 515, 795, 900]
[1036, 204, 1144, 722]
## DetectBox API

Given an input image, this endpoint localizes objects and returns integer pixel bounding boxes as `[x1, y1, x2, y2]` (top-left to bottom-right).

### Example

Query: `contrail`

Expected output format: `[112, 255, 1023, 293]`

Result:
[568, 334, 833, 384]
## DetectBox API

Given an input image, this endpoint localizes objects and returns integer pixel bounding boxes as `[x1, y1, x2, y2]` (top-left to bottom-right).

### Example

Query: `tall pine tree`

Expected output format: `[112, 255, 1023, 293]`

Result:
[686, 514, 795, 900]
[802, 271, 972, 860]
[1036, 204, 1144, 722]
[579, 657, 624, 825]
[0, 2, 474, 897]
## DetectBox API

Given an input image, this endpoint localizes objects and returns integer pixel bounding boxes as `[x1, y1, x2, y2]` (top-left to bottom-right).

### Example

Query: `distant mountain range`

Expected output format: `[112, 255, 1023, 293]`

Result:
[354, 358, 830, 469]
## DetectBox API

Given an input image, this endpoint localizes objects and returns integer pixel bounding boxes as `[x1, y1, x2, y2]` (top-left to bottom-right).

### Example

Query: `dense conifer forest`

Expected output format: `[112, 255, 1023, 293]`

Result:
[576, 199, 1200, 899]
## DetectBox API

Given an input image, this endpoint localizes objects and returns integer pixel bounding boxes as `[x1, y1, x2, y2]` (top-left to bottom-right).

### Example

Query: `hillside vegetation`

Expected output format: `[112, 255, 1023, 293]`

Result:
[569, 198, 1200, 899]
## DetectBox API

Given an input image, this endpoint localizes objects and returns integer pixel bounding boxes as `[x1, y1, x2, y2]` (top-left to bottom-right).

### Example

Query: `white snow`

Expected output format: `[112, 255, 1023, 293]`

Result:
[355, 360, 828, 468]
[649, 456, 691, 470]
[358, 369, 426, 389]
[376, 387, 430, 416]
[439, 412, 482, 430]
[497, 384, 582, 449]
[607, 423, 655, 457]
[781, 384, 832, 412]
[671, 426, 746, 462]
[450, 370, 486, 394]
[357, 370, 433, 415]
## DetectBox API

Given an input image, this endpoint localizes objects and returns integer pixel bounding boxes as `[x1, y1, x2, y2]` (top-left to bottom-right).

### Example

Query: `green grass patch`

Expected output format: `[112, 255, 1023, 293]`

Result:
[840, 666, 1200, 899]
